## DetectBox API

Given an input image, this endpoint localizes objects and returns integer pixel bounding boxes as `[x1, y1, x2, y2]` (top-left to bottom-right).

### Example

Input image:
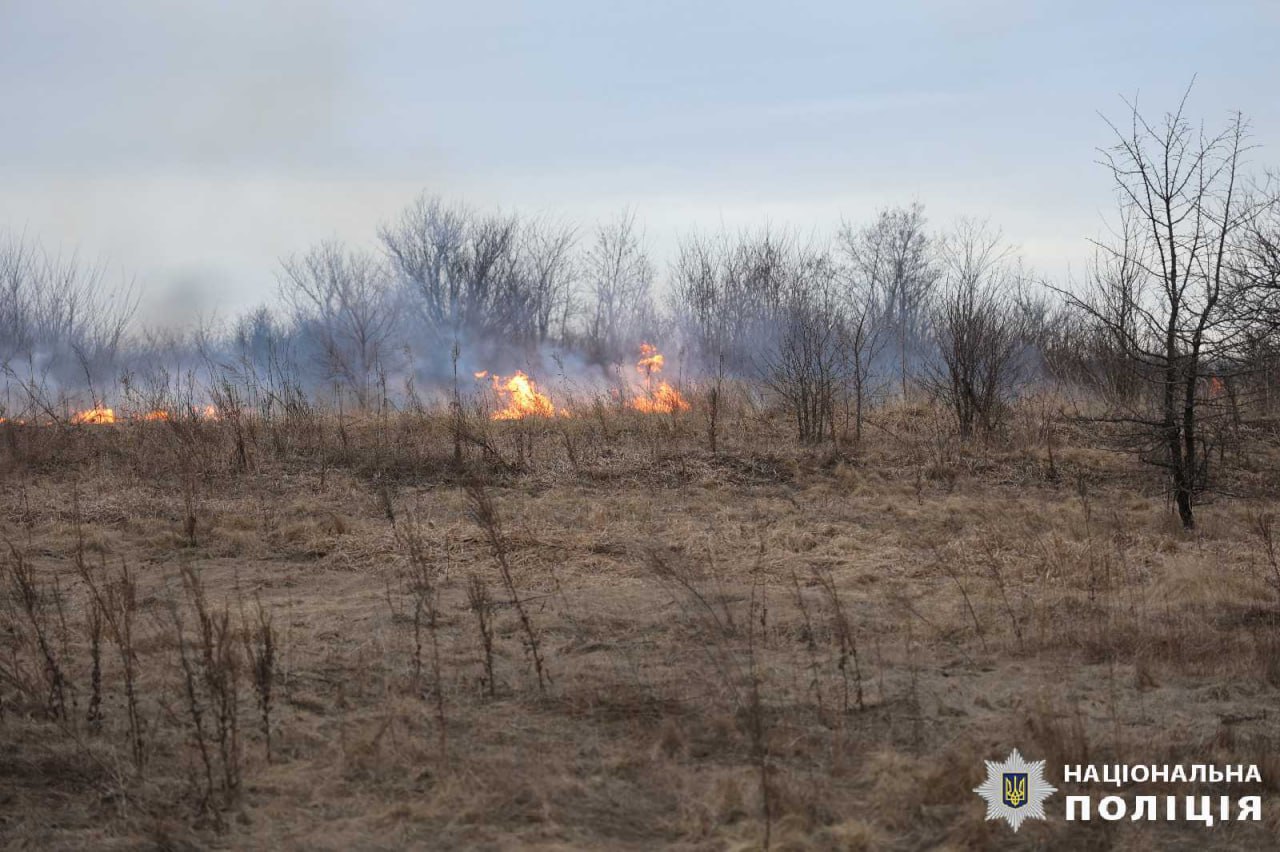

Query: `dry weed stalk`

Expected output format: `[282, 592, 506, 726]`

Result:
[745, 572, 775, 850]
[814, 567, 865, 714]
[1251, 512, 1280, 597]
[934, 546, 988, 653]
[77, 548, 146, 772]
[241, 597, 277, 763]
[86, 596, 104, 730]
[789, 568, 828, 725]
[979, 532, 1025, 653]
[466, 574, 497, 699]
[466, 481, 548, 693]
[394, 517, 448, 756]
[180, 566, 242, 799]
[210, 379, 251, 472]
[559, 422, 580, 473]
[3, 540, 69, 720]
[169, 590, 218, 813]
[647, 549, 777, 847]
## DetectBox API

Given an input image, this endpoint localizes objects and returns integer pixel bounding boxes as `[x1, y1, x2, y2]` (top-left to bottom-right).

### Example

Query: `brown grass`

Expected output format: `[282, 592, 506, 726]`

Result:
[1, 395, 1279, 848]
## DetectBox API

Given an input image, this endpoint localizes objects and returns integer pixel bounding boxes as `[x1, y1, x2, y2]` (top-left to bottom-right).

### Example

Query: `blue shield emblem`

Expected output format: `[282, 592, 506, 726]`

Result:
[1002, 772, 1028, 808]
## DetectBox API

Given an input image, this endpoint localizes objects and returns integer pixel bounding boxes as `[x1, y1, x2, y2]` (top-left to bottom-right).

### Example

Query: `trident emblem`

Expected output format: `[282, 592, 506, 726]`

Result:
[1002, 773, 1028, 808]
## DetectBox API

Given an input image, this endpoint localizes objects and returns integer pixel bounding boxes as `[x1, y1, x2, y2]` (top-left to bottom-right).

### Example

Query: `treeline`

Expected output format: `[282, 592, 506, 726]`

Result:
[1, 198, 1035, 421]
[3, 94, 1280, 527]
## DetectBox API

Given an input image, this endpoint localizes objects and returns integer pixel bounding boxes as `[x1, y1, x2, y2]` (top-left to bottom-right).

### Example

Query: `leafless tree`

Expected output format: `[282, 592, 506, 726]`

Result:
[840, 287, 886, 445]
[840, 204, 939, 399]
[1064, 212, 1151, 403]
[522, 217, 578, 345]
[1062, 89, 1280, 529]
[0, 232, 136, 414]
[583, 210, 656, 362]
[1231, 202, 1280, 414]
[669, 231, 723, 361]
[208, 306, 307, 417]
[671, 228, 881, 442]
[279, 241, 400, 407]
[380, 195, 538, 351]
[669, 228, 795, 373]
[757, 245, 851, 443]
[923, 221, 1031, 438]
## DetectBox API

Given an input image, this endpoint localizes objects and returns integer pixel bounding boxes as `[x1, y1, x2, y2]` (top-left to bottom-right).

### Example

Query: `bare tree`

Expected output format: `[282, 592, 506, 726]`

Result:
[923, 221, 1031, 438]
[669, 228, 795, 373]
[279, 241, 400, 408]
[840, 204, 939, 400]
[583, 210, 656, 362]
[1231, 202, 1280, 414]
[1063, 89, 1279, 529]
[841, 287, 886, 445]
[1066, 212, 1151, 403]
[758, 245, 851, 443]
[0, 232, 136, 414]
[522, 217, 578, 344]
[380, 195, 542, 352]
[669, 231, 724, 362]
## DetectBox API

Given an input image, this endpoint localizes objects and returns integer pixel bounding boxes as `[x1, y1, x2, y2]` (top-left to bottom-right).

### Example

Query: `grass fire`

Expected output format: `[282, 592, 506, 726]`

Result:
[3, 35, 1280, 850]
[69, 404, 116, 425]
[485, 370, 559, 420]
[630, 343, 690, 414]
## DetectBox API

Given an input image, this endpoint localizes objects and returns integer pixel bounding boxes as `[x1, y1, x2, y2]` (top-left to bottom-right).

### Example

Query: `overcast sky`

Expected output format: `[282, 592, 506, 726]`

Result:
[2, 0, 1277, 326]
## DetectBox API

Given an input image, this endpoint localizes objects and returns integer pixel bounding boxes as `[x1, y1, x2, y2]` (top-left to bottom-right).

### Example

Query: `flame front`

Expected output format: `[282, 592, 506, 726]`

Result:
[72, 405, 116, 425]
[630, 344, 689, 414]
[65, 404, 222, 424]
[488, 371, 557, 420]
[632, 382, 690, 413]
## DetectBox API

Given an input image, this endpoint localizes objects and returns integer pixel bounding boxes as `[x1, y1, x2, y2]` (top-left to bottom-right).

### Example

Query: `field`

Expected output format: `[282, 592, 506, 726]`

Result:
[3, 394, 1280, 850]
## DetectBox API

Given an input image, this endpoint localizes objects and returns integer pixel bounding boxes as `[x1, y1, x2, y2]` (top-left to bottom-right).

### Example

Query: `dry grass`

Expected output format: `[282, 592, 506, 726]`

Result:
[2, 395, 1280, 849]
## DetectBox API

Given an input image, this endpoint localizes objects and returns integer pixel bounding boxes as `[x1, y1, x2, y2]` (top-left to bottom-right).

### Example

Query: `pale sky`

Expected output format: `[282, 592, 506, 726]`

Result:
[2, 0, 1277, 326]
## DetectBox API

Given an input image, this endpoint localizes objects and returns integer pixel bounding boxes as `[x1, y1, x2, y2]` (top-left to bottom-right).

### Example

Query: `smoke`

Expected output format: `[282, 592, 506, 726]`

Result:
[1, 198, 1064, 421]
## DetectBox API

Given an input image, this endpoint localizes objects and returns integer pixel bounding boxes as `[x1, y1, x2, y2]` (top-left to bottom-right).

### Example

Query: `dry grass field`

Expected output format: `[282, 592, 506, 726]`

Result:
[3, 393, 1280, 849]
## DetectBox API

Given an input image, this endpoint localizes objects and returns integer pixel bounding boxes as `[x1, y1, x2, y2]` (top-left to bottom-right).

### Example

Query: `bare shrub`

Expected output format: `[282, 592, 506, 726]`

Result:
[922, 221, 1033, 438]
[757, 248, 849, 444]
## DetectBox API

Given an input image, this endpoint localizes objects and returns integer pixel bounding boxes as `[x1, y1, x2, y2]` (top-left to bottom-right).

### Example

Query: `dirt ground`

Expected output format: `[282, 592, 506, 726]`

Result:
[3, 399, 1280, 849]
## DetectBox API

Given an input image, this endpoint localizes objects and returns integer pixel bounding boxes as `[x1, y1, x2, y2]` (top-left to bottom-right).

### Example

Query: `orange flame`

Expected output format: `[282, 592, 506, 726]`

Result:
[141, 410, 171, 421]
[488, 371, 557, 420]
[632, 382, 690, 414]
[637, 343, 665, 376]
[72, 405, 116, 425]
[630, 344, 689, 413]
